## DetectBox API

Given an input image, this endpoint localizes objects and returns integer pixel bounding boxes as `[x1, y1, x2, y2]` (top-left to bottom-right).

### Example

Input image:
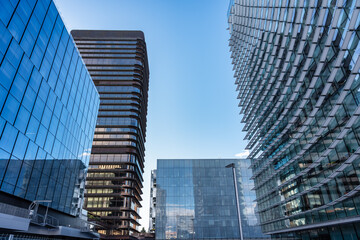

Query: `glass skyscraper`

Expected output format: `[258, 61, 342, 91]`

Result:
[155, 159, 268, 240]
[228, 0, 360, 239]
[72, 30, 149, 239]
[0, 0, 99, 238]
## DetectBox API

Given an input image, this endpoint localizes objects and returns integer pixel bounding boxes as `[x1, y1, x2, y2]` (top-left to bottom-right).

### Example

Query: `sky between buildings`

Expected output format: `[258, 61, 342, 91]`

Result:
[53, 0, 248, 230]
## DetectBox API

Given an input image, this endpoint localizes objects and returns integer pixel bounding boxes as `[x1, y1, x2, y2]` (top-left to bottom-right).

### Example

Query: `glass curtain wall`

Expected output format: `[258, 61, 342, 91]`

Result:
[228, 0, 360, 239]
[156, 159, 268, 240]
[0, 0, 99, 217]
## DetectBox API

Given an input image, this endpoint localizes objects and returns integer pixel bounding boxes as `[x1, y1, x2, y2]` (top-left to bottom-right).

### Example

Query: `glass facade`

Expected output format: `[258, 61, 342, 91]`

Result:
[155, 159, 268, 240]
[228, 0, 360, 239]
[72, 30, 149, 239]
[149, 169, 157, 233]
[0, 0, 99, 216]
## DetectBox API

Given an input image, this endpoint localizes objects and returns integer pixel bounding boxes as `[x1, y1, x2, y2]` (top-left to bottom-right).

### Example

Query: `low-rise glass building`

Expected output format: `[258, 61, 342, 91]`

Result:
[0, 0, 99, 238]
[155, 159, 268, 240]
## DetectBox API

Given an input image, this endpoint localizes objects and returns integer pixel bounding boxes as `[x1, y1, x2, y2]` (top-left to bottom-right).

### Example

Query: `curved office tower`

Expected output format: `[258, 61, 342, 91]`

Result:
[228, 0, 360, 239]
[72, 30, 149, 239]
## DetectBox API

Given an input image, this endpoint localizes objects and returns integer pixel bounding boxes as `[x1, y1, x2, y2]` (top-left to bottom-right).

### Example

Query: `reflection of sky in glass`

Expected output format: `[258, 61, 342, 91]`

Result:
[156, 159, 269, 239]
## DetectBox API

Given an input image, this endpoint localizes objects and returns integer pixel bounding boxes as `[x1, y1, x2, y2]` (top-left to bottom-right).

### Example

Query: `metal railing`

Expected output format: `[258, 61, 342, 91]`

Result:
[28, 213, 59, 227]
[28, 200, 59, 227]
[0, 201, 59, 228]
[0, 234, 63, 240]
[0, 202, 29, 218]
[80, 220, 103, 233]
[0, 202, 98, 236]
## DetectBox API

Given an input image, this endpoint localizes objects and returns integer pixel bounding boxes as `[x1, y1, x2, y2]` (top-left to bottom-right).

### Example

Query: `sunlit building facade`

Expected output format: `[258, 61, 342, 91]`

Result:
[0, 0, 99, 238]
[155, 159, 268, 240]
[72, 30, 149, 239]
[228, 0, 360, 239]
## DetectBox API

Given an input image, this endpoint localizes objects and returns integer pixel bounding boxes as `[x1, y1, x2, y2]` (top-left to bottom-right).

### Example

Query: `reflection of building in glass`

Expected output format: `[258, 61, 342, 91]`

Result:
[175, 215, 194, 239]
[156, 187, 167, 239]
[72, 30, 149, 239]
[149, 170, 157, 233]
[228, 1, 360, 239]
[155, 159, 268, 240]
[0, 0, 99, 238]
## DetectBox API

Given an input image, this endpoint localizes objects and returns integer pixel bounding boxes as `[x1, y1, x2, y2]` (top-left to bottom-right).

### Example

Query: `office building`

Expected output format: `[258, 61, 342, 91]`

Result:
[72, 30, 149, 239]
[149, 170, 156, 233]
[0, 0, 100, 238]
[155, 159, 268, 240]
[228, 0, 360, 239]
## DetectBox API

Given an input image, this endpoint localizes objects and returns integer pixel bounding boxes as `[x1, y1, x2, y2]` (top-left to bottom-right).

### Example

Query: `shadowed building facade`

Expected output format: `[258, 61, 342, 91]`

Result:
[228, 0, 360, 239]
[0, 0, 99, 238]
[149, 170, 156, 233]
[72, 30, 149, 239]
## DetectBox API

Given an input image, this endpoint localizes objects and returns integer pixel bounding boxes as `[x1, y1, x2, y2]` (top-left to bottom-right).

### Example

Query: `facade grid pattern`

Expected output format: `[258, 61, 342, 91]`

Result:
[228, 0, 360, 239]
[155, 159, 268, 240]
[0, 0, 99, 217]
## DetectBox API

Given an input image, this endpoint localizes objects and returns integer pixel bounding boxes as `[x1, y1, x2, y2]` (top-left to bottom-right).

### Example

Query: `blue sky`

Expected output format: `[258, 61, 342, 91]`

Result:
[54, 0, 248, 229]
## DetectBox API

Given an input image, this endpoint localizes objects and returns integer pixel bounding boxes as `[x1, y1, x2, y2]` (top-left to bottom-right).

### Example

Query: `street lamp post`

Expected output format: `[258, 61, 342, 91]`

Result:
[191, 218, 195, 240]
[226, 163, 243, 240]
